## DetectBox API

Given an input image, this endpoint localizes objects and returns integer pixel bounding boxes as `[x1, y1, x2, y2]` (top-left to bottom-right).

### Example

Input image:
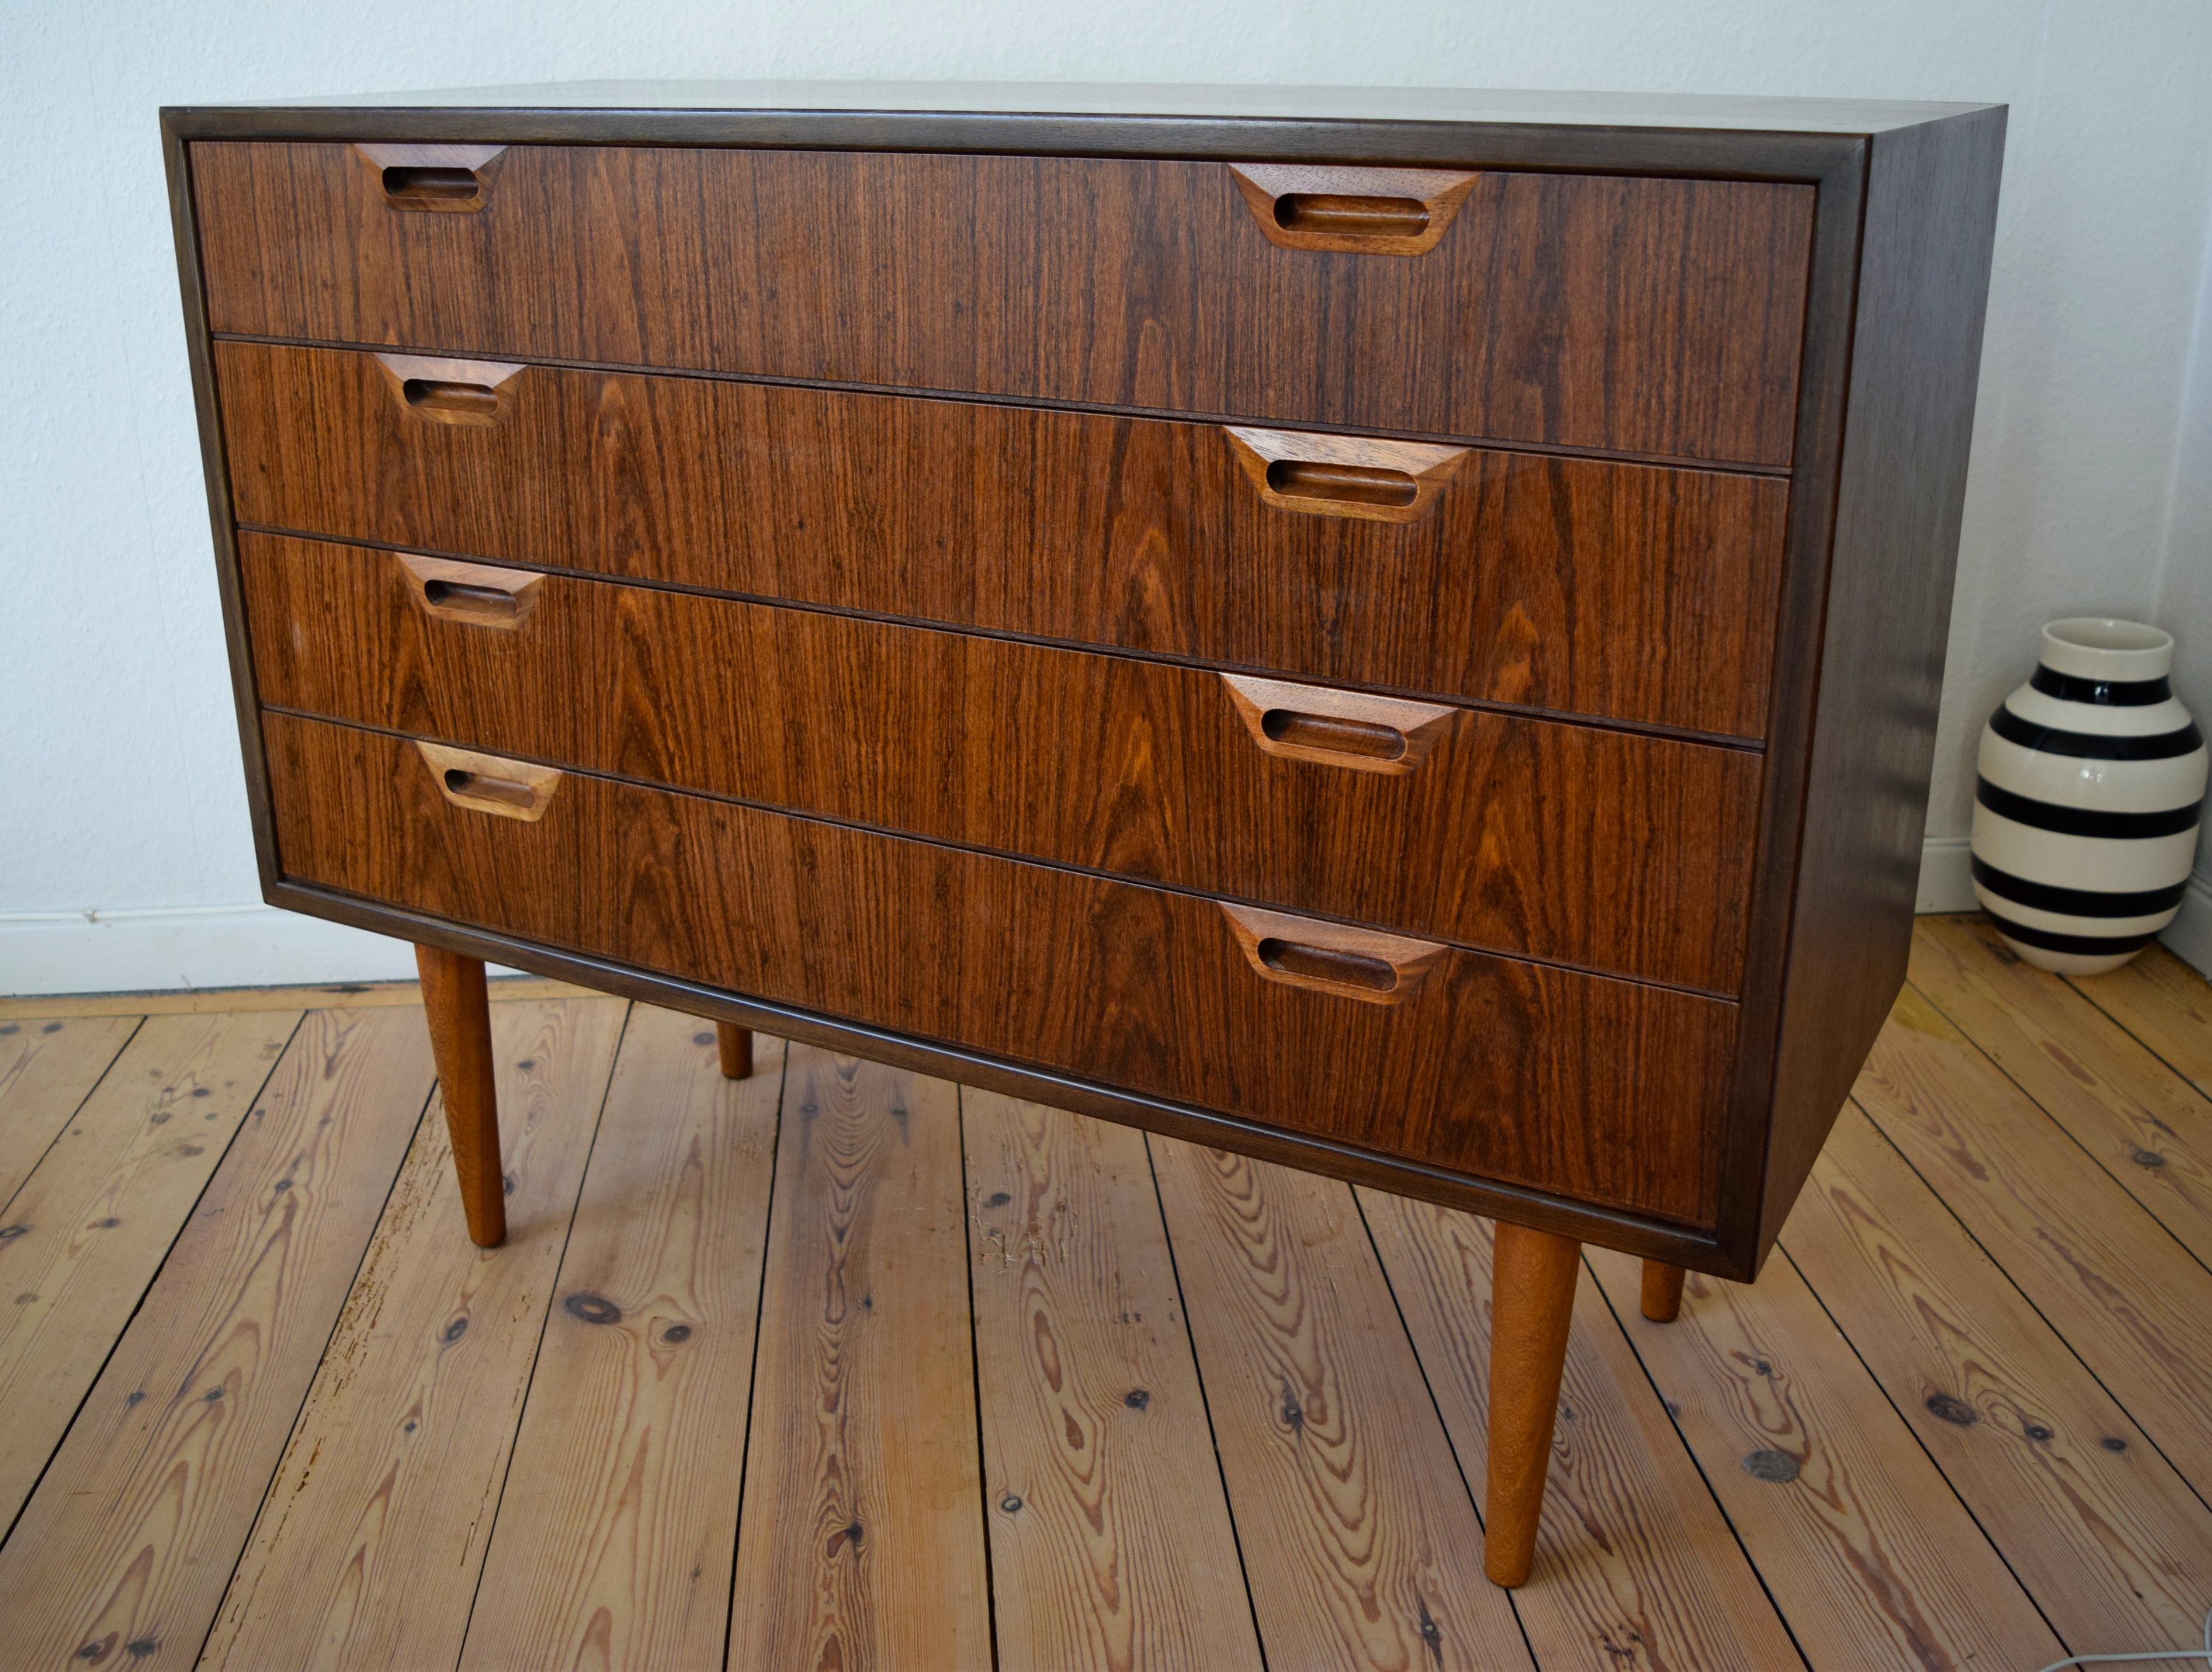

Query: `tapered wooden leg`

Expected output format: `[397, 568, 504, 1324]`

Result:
[1641, 1259, 1687, 1323]
[715, 1021, 754, 1080]
[1485, 1222, 1580, 1587]
[415, 945, 505, 1248]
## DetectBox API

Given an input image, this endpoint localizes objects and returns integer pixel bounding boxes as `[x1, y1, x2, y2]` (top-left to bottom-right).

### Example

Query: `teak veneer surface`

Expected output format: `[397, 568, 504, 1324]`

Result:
[216, 342, 1790, 740]
[241, 531, 1760, 991]
[264, 711, 1735, 1222]
[194, 145, 1814, 467]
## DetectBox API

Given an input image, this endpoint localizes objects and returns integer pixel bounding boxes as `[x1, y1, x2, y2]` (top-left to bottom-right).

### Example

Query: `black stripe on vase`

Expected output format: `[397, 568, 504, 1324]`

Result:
[2030, 665, 2175, 706]
[1989, 706, 2206, 761]
[1975, 776, 2204, 840]
[1970, 856, 2189, 918]
[1983, 910, 2162, 957]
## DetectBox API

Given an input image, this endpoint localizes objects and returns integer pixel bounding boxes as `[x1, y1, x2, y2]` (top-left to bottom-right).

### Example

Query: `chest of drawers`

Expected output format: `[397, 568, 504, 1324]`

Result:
[164, 82, 2003, 1587]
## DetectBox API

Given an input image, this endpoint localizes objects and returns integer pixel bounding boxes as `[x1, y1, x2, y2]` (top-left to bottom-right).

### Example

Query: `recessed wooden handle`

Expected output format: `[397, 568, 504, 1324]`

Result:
[375, 353, 526, 427]
[1223, 428, 1469, 525]
[1228, 163, 1482, 255]
[1221, 674, 1456, 776]
[355, 143, 507, 212]
[1220, 904, 1445, 1006]
[397, 554, 544, 630]
[417, 741, 561, 823]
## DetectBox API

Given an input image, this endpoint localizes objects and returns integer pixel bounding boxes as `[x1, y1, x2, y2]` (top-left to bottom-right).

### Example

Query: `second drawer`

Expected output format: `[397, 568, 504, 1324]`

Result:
[241, 533, 1760, 991]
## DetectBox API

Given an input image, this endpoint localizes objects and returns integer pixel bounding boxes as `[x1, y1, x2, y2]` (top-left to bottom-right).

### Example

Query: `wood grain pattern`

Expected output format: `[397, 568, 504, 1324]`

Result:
[2071, 944, 2212, 1099]
[1854, 985, 2212, 1498]
[216, 342, 1791, 740]
[265, 710, 1738, 1222]
[1148, 1136, 1531, 1668]
[1911, 915, 2212, 1265]
[963, 1091, 1261, 1671]
[242, 533, 1761, 991]
[728, 1045, 990, 1670]
[460, 1009, 785, 1671]
[1585, 1246, 2066, 1671]
[0, 1007, 435, 1671]
[203, 998, 625, 1670]
[195, 145, 1814, 466]
[0, 1015, 140, 1208]
[1360, 1194, 1805, 1670]
[0, 1013, 297, 1530]
[1784, 1103, 2212, 1654]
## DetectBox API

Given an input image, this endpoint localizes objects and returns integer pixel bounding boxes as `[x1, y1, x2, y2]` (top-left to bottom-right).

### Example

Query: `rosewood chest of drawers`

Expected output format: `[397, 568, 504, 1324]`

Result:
[163, 82, 2003, 1587]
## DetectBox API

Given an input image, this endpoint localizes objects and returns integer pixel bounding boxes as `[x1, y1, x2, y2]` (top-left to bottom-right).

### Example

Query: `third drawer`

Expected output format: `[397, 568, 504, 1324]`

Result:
[215, 340, 1789, 740]
[241, 531, 1761, 993]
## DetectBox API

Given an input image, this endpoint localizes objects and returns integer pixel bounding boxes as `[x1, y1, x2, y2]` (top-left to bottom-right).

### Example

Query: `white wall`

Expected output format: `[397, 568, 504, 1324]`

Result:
[3, 0, 2210, 993]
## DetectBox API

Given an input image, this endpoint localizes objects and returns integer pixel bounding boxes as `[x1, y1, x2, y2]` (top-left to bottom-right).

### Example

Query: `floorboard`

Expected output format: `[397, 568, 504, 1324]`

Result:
[0, 917, 2206, 1669]
[1783, 1102, 2212, 1654]
[1856, 984, 2212, 1501]
[1911, 917, 2212, 1268]
[1150, 1136, 1533, 1672]
[0, 976, 594, 1022]
[964, 1091, 1263, 1672]
[0, 1006, 434, 1670]
[1585, 1244, 2066, 1670]
[0, 1011, 299, 1529]
[1362, 1190, 1807, 1671]
[461, 1010, 786, 1671]
[202, 998, 626, 1670]
[0, 1014, 141, 1208]
[727, 1046, 991, 1672]
[2072, 945, 2212, 1099]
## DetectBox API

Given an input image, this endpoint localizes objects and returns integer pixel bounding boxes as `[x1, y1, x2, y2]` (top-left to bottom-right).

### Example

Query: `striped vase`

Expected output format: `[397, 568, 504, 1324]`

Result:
[1972, 619, 2206, 974]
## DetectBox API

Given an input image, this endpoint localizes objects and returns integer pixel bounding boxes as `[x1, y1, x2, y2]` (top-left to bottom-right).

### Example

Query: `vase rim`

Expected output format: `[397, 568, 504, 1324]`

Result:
[2041, 618, 2173, 681]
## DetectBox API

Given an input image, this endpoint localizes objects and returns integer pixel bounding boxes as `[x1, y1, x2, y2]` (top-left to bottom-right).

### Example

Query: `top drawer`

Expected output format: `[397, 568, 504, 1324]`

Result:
[191, 143, 1815, 467]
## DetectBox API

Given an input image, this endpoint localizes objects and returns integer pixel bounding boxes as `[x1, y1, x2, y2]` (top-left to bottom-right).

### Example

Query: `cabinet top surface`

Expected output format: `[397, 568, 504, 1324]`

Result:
[165, 79, 1993, 136]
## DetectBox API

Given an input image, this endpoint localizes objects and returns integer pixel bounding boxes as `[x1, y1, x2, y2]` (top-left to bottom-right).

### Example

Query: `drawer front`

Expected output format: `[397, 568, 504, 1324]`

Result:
[264, 712, 1735, 1222]
[241, 533, 1760, 992]
[194, 144, 1813, 467]
[217, 342, 1788, 738]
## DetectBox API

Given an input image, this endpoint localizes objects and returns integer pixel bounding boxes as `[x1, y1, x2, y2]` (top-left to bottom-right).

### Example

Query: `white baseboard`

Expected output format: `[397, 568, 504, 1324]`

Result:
[9, 850, 2207, 994]
[1916, 835, 1979, 914]
[0, 904, 516, 998]
[2162, 874, 2212, 976]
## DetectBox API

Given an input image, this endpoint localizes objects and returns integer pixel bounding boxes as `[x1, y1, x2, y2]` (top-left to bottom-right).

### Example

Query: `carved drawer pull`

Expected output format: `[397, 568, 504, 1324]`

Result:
[355, 143, 507, 211]
[1228, 163, 1482, 255]
[1221, 674, 1456, 776]
[1221, 904, 1445, 1005]
[397, 553, 544, 629]
[416, 741, 561, 823]
[375, 352, 526, 426]
[1223, 427, 1469, 525]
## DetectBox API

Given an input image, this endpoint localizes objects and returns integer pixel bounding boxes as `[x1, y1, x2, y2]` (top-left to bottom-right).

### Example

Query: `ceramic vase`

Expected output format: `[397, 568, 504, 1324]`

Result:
[1971, 619, 2206, 974]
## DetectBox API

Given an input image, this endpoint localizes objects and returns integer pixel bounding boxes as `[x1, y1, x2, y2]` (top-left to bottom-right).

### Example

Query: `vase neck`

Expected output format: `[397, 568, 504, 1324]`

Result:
[2040, 618, 2173, 683]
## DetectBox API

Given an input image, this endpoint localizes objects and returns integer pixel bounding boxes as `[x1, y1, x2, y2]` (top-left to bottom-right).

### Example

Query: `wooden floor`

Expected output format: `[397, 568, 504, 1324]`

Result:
[1, 915, 2208, 1670]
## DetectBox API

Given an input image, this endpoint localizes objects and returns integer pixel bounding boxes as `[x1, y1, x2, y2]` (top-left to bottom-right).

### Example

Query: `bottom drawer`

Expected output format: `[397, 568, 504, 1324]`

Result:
[264, 712, 1736, 1223]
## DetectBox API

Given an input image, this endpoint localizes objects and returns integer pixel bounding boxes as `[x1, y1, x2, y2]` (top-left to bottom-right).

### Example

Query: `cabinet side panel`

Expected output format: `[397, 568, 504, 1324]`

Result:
[164, 120, 278, 893]
[1757, 107, 2006, 1254]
